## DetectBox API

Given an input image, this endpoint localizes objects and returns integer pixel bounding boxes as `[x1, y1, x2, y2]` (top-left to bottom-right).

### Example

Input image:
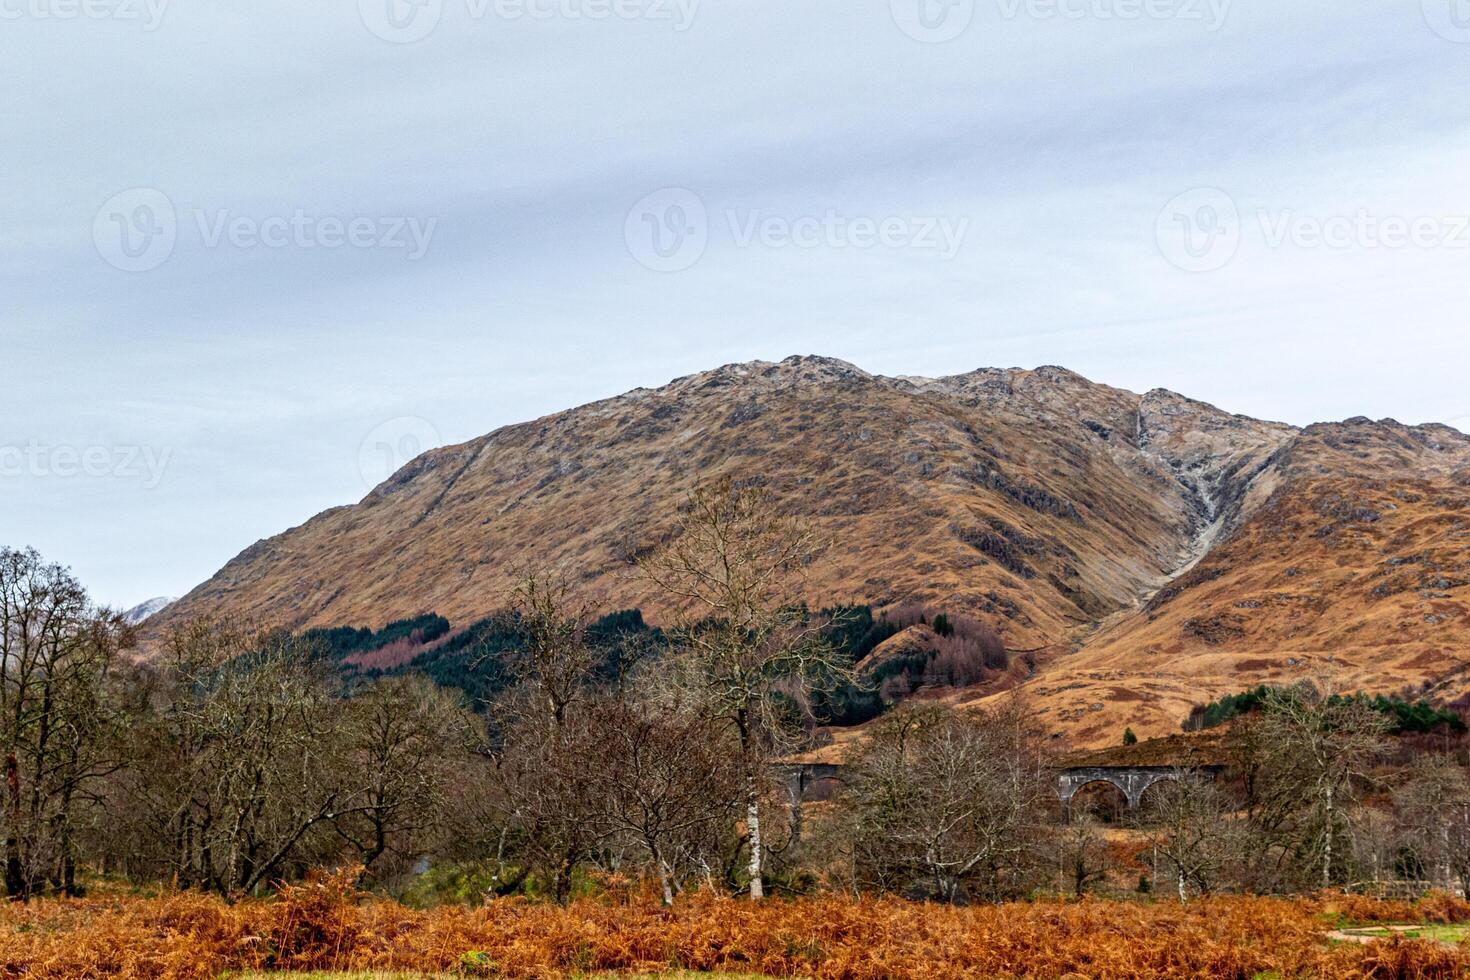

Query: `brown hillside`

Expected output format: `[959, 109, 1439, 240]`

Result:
[159, 357, 1289, 643]
[985, 421, 1470, 747]
[153, 356, 1470, 747]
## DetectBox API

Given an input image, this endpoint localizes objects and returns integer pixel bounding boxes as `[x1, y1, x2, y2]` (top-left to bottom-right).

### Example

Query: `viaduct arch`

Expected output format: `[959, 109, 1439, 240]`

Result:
[1054, 765, 1223, 813]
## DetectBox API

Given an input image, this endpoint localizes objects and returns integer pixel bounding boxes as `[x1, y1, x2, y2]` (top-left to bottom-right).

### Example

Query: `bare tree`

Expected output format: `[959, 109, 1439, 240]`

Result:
[497, 572, 602, 730]
[840, 702, 1049, 902]
[1051, 817, 1111, 896]
[482, 572, 610, 904]
[335, 675, 478, 883]
[0, 547, 131, 898]
[488, 692, 608, 904]
[1392, 754, 1470, 893]
[587, 692, 741, 904]
[1349, 805, 1399, 890]
[1223, 714, 1304, 893]
[145, 619, 351, 897]
[1143, 775, 1243, 900]
[1254, 683, 1390, 889]
[638, 478, 851, 900]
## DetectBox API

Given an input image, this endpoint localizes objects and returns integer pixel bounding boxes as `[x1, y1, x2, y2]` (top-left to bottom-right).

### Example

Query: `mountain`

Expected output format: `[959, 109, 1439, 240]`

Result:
[152, 356, 1470, 746]
[123, 596, 177, 625]
[966, 416, 1470, 747]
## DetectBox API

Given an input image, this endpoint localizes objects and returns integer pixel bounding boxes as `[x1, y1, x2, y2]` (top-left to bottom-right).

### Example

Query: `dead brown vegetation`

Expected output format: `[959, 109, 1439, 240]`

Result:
[2, 871, 1469, 979]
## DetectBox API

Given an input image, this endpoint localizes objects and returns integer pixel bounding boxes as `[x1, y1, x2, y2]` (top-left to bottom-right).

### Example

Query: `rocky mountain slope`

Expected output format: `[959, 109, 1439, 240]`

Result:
[999, 419, 1470, 745]
[154, 356, 1470, 746]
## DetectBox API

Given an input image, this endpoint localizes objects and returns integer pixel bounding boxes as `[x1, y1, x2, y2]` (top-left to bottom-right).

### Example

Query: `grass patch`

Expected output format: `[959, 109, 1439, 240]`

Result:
[1340, 924, 1470, 943]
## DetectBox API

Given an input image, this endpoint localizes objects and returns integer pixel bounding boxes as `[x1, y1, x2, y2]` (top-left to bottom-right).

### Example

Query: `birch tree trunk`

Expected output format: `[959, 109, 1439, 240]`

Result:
[745, 769, 764, 900]
[1322, 782, 1333, 890]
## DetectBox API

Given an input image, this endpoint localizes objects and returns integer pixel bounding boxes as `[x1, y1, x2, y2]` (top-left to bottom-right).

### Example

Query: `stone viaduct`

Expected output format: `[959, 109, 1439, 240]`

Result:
[1053, 763, 1224, 813]
[781, 732, 1229, 815]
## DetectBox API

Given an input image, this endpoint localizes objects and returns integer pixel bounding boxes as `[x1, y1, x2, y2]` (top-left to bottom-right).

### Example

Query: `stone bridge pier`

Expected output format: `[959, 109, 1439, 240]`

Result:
[775, 763, 846, 847]
[778, 762, 846, 803]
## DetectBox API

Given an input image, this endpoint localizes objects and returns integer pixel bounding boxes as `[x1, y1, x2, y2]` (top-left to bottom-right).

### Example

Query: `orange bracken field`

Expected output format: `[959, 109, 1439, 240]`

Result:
[1, 872, 1468, 979]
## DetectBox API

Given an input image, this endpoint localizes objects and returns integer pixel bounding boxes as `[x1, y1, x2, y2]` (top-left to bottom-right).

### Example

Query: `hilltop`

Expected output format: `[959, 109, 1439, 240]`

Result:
[154, 356, 1470, 746]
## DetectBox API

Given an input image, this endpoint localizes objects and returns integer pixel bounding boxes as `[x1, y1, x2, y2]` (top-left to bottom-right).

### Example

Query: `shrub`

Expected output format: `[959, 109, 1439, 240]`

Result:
[1184, 685, 1465, 735]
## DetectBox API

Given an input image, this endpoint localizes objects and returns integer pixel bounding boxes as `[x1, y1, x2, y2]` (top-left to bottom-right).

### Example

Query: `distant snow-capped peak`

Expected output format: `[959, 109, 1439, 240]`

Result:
[123, 597, 177, 625]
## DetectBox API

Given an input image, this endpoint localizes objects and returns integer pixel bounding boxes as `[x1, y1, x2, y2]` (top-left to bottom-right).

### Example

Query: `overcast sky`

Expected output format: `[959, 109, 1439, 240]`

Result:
[2, 0, 1468, 608]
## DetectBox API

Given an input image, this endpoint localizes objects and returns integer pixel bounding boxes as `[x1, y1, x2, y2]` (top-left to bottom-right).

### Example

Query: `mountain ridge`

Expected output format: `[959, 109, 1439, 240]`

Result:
[153, 356, 1470, 746]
